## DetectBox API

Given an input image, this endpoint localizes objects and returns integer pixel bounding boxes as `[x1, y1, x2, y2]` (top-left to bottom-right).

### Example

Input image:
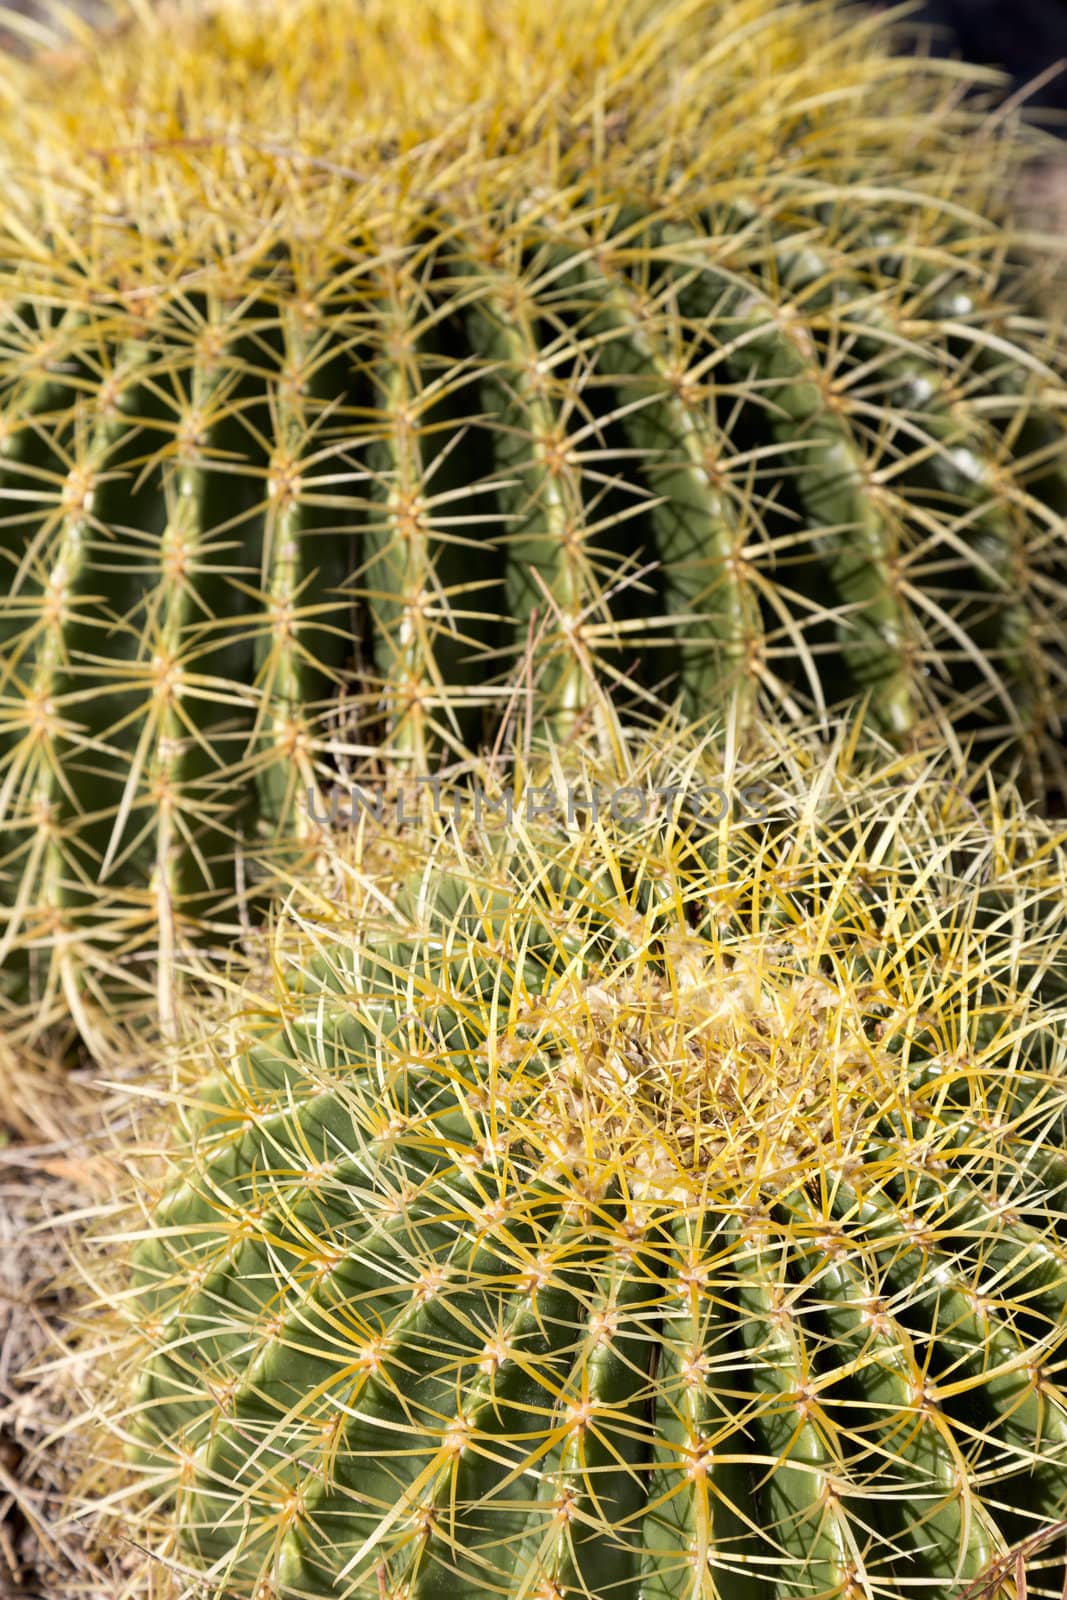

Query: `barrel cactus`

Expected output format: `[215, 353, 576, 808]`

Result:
[2, 0, 1067, 1046]
[116, 724, 1067, 1598]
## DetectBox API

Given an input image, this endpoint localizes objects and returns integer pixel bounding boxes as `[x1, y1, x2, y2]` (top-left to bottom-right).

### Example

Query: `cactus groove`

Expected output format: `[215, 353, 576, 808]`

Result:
[124, 731, 1067, 1598]
[3, 0, 1067, 1040]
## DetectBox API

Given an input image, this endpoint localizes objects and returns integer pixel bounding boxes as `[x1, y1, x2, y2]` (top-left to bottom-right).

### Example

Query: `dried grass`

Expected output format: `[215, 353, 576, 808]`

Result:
[958, 1522, 1067, 1600]
[0, 1065, 149, 1599]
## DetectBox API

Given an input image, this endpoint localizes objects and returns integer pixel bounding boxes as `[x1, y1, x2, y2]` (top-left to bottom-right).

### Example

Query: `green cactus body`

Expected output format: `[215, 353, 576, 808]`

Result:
[2, 0, 1067, 1040]
[124, 732, 1067, 1598]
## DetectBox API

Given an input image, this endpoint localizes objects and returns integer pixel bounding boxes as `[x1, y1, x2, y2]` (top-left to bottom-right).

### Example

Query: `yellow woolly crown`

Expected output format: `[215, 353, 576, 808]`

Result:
[1, 0, 1032, 284]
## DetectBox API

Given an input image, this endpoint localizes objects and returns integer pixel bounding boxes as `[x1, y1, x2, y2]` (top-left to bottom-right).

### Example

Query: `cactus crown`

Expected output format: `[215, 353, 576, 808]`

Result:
[106, 723, 1067, 1598]
[2, 0, 1017, 267]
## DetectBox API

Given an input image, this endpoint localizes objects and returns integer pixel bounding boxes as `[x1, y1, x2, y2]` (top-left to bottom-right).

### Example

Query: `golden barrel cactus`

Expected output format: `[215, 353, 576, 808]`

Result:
[107, 724, 1067, 1598]
[2, 0, 1067, 1048]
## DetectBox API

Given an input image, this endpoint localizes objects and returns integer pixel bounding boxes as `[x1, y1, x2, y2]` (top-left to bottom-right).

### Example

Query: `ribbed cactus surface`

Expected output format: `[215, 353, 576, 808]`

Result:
[3, 0, 1067, 1043]
[124, 730, 1067, 1598]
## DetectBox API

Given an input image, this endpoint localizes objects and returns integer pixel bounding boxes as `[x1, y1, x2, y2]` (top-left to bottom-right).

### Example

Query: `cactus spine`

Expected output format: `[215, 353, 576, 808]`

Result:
[114, 724, 1067, 1598]
[3, 0, 1067, 1045]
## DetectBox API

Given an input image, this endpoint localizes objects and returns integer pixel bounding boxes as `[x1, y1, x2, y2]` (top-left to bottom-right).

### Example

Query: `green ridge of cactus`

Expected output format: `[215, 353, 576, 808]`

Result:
[115, 722, 1067, 1598]
[3, 0, 1067, 1046]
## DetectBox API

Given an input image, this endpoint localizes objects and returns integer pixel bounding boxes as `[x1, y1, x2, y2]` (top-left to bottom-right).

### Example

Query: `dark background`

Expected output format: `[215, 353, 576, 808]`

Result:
[873, 0, 1067, 119]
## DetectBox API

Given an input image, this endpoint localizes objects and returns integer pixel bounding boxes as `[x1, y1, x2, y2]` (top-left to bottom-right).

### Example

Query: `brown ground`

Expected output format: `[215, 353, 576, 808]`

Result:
[0, 1050, 145, 1600]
